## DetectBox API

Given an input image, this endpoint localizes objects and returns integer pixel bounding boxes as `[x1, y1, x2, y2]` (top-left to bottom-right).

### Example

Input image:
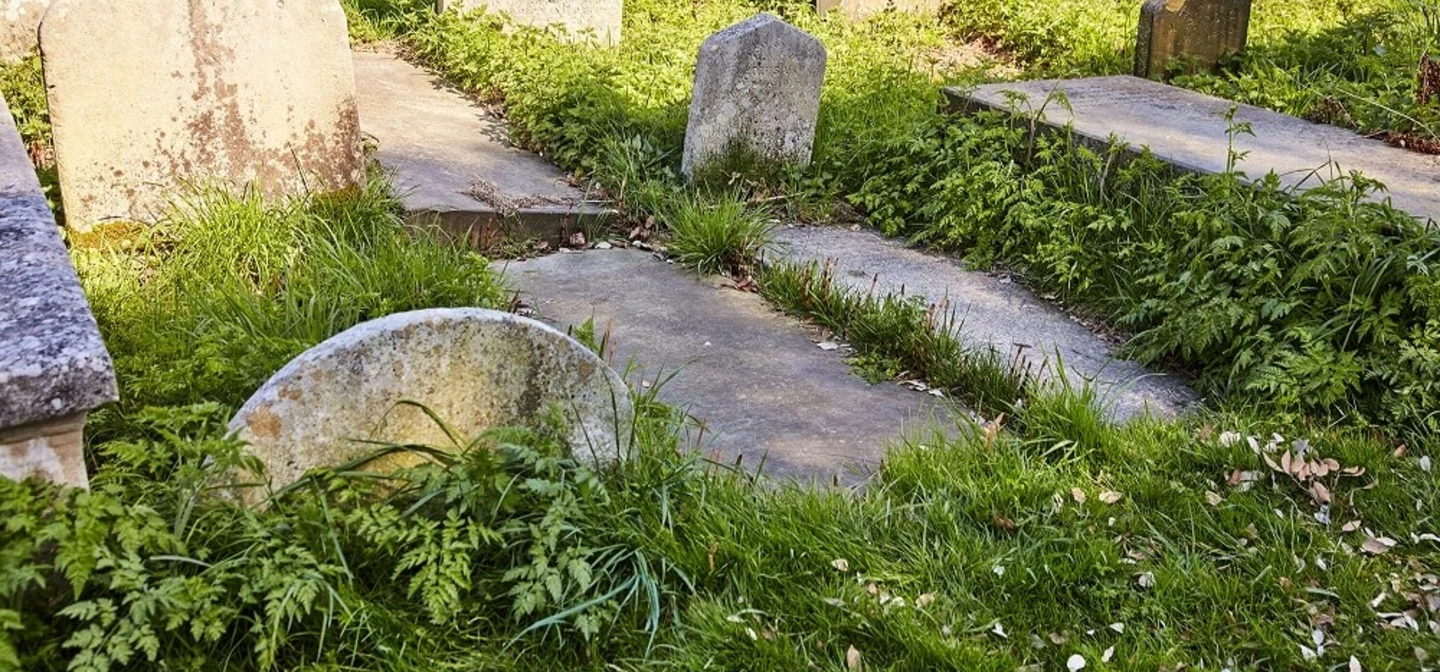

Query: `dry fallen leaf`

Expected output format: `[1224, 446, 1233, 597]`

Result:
[1205, 491, 1224, 507]
[1099, 490, 1124, 504]
[992, 513, 1016, 532]
[1071, 488, 1087, 504]
[832, 558, 850, 572]
[1362, 536, 1398, 555]
[846, 645, 862, 671]
[916, 593, 935, 608]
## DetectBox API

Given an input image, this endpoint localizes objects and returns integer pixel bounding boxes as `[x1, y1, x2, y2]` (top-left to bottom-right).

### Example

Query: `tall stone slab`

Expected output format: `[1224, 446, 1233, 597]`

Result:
[0, 0, 47, 61]
[1135, 0, 1252, 79]
[681, 14, 826, 178]
[436, 0, 622, 44]
[815, 0, 941, 20]
[40, 0, 365, 231]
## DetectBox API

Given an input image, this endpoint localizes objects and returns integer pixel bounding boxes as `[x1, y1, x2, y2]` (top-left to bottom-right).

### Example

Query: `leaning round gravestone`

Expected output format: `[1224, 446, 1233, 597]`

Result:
[228, 309, 633, 497]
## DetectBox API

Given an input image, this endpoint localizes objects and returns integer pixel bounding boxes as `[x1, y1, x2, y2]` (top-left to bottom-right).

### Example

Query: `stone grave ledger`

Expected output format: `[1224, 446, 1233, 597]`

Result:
[229, 309, 634, 499]
[681, 14, 827, 178]
[815, 0, 941, 19]
[40, 0, 365, 231]
[0, 92, 117, 488]
[1135, 0, 1252, 79]
[437, 0, 622, 44]
[0, 0, 47, 61]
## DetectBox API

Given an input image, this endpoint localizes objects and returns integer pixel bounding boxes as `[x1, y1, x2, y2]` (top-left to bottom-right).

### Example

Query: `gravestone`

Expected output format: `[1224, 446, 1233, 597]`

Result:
[0, 92, 117, 488]
[436, 0, 622, 44]
[40, 0, 365, 231]
[1135, 0, 1252, 79]
[0, 0, 47, 61]
[682, 14, 826, 178]
[815, 0, 941, 19]
[229, 309, 634, 497]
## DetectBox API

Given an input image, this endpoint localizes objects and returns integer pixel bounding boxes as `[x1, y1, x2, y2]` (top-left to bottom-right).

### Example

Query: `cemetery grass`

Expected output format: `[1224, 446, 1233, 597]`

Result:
[1, 1, 1438, 669]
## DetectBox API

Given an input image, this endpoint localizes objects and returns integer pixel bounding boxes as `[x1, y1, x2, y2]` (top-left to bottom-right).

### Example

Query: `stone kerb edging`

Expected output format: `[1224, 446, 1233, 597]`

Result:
[228, 308, 635, 500]
[0, 91, 117, 488]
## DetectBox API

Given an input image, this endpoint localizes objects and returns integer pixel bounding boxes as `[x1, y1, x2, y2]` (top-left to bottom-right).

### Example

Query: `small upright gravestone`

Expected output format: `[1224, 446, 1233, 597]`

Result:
[436, 0, 622, 44]
[681, 14, 827, 178]
[40, 0, 365, 231]
[228, 309, 634, 498]
[1135, 0, 1252, 79]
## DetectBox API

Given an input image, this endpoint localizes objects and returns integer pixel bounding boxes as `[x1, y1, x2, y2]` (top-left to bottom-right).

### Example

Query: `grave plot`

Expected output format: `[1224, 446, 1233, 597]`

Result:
[946, 77, 1440, 224]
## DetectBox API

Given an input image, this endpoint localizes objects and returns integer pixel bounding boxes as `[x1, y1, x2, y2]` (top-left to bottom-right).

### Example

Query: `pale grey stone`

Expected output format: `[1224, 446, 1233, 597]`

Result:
[816, 0, 940, 19]
[40, 0, 365, 231]
[436, 0, 621, 44]
[1135, 0, 1252, 78]
[0, 0, 47, 61]
[947, 76, 1440, 224]
[228, 309, 634, 495]
[353, 50, 610, 245]
[0, 92, 116, 437]
[681, 14, 826, 178]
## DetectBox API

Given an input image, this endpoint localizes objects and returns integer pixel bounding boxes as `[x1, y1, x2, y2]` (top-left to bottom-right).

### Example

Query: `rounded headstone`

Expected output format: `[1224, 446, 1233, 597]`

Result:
[39, 0, 365, 231]
[228, 309, 634, 493]
[681, 14, 827, 178]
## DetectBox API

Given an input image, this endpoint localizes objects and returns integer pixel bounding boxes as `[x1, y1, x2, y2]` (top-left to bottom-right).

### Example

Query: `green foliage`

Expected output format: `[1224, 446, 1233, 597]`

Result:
[73, 177, 507, 437]
[854, 104, 1440, 438]
[663, 193, 775, 275]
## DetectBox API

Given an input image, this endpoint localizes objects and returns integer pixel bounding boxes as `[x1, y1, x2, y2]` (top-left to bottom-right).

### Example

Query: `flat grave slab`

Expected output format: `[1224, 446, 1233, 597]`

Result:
[353, 50, 608, 246]
[504, 248, 954, 485]
[947, 76, 1440, 223]
[774, 225, 1197, 422]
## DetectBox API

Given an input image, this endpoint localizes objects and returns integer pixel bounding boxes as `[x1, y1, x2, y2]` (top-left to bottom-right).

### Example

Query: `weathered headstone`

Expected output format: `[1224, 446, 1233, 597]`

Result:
[815, 0, 941, 20]
[436, 0, 622, 44]
[681, 14, 827, 178]
[229, 309, 634, 496]
[1135, 0, 1252, 79]
[40, 0, 365, 231]
[0, 0, 47, 61]
[0, 92, 117, 488]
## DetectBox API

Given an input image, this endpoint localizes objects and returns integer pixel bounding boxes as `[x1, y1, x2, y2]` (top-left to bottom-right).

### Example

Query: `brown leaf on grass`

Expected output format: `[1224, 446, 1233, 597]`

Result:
[982, 413, 1006, 450]
[846, 645, 862, 671]
[1394, 444, 1408, 459]
[916, 593, 935, 608]
[708, 541, 719, 573]
[992, 513, 1016, 532]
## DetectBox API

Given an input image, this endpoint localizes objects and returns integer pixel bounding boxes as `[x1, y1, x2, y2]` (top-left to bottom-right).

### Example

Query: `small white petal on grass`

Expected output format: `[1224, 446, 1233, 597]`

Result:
[746, 627, 758, 641]
[1137, 572, 1155, 589]
[1099, 490, 1123, 504]
[1312, 629, 1325, 647]
[832, 558, 849, 572]
[993, 565, 1006, 577]
[1421, 456, 1432, 472]
[1108, 622, 1125, 633]
[917, 593, 935, 608]
[1066, 654, 1087, 671]
[823, 598, 846, 608]
[725, 615, 744, 623]
[1349, 656, 1362, 671]
[846, 645, 862, 671]
[818, 341, 841, 351]
[1362, 536, 1398, 555]
[991, 622, 1007, 638]
[1102, 647, 1115, 663]
[1300, 645, 1318, 662]
[1071, 488, 1087, 504]
[1219, 430, 1241, 446]
[1205, 491, 1224, 506]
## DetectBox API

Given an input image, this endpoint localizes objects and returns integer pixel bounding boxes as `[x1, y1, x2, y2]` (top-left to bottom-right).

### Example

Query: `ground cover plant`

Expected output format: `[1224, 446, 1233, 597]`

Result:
[3, 0, 1439, 670]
